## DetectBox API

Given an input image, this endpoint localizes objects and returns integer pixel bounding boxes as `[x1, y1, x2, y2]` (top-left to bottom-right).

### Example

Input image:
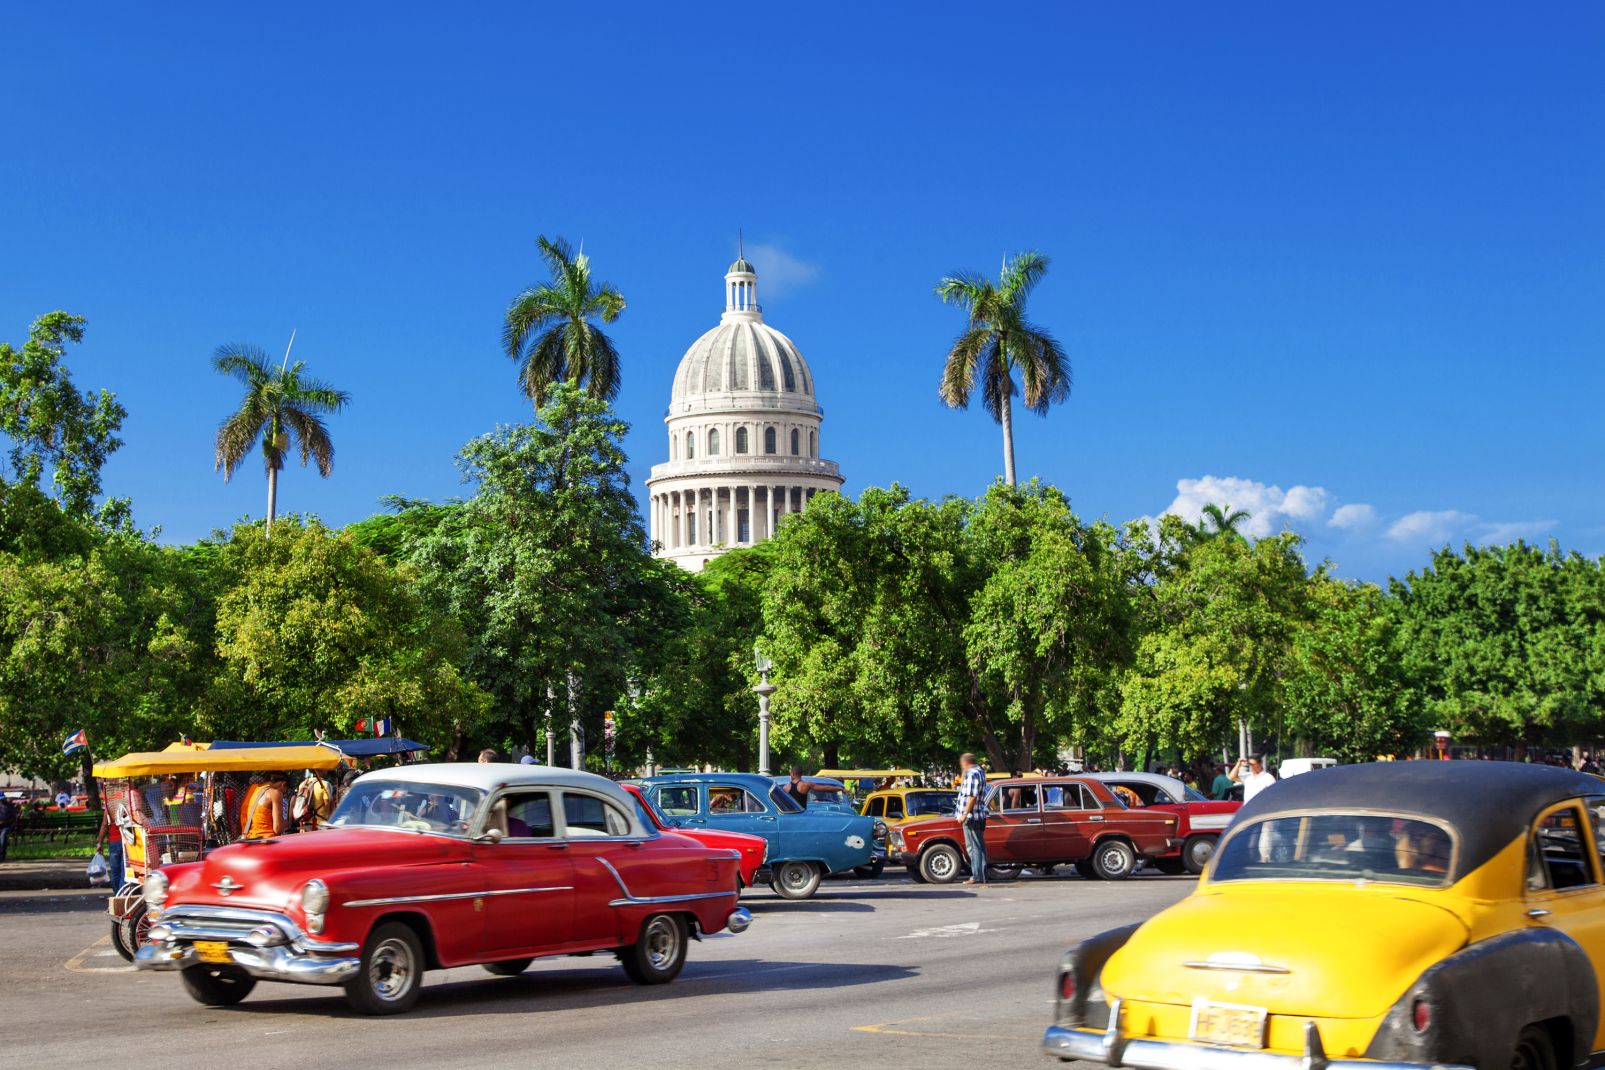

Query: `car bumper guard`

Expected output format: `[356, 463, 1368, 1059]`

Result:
[134, 906, 360, 986]
[1043, 1001, 1469, 1070]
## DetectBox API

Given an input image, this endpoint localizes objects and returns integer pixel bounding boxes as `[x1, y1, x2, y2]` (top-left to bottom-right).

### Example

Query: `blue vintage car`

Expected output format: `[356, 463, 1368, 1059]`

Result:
[641, 773, 878, 899]
[769, 775, 855, 814]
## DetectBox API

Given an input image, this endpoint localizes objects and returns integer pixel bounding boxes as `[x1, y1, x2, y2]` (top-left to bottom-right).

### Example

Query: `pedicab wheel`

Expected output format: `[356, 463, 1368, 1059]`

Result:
[1091, 839, 1137, 881]
[1183, 835, 1216, 875]
[344, 922, 424, 1015]
[118, 900, 151, 960]
[180, 964, 257, 1006]
[906, 865, 927, 884]
[852, 858, 886, 879]
[619, 913, 687, 984]
[110, 917, 135, 962]
[918, 843, 963, 884]
[483, 958, 533, 977]
[770, 860, 822, 900]
[1511, 1025, 1557, 1070]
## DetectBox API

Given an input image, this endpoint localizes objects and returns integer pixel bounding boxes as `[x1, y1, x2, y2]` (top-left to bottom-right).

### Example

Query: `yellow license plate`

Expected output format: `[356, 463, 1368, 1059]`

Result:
[193, 940, 232, 964]
[1191, 999, 1268, 1047]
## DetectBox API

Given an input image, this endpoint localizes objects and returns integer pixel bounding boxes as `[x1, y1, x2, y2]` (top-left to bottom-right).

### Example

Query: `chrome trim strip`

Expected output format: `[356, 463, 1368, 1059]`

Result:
[1182, 960, 1292, 974]
[155, 904, 357, 955]
[595, 856, 733, 907]
[341, 885, 571, 908]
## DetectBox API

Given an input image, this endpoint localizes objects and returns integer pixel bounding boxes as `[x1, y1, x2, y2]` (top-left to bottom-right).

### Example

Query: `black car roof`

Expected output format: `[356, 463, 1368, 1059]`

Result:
[1237, 761, 1603, 879]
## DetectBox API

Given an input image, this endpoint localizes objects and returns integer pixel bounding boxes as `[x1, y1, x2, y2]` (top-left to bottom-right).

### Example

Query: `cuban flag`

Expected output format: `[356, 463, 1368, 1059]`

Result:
[62, 729, 88, 756]
[373, 717, 393, 737]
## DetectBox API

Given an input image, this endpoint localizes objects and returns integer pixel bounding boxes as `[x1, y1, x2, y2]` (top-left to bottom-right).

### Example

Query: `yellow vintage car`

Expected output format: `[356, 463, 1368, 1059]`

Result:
[859, 785, 958, 825]
[1043, 762, 1605, 1070]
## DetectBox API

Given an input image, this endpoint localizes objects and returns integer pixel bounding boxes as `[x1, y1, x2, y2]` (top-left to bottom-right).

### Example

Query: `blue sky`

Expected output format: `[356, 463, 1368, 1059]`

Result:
[3, 4, 1601, 581]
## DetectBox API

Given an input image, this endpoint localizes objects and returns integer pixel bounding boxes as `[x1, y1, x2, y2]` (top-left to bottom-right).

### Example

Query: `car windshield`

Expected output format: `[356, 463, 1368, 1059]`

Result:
[1183, 786, 1210, 803]
[809, 789, 846, 806]
[328, 781, 482, 836]
[1213, 813, 1454, 888]
[906, 792, 957, 816]
[629, 792, 669, 831]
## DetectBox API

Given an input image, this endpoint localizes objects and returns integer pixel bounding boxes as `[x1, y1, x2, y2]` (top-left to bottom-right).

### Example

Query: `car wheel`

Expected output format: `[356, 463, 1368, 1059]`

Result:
[110, 917, 135, 962]
[620, 913, 687, 985]
[1183, 835, 1216, 875]
[771, 860, 823, 900]
[1511, 1025, 1558, 1070]
[1091, 839, 1137, 881]
[1074, 860, 1098, 879]
[919, 843, 963, 884]
[344, 921, 425, 1015]
[853, 858, 886, 879]
[483, 958, 533, 977]
[906, 865, 927, 884]
[180, 964, 257, 1007]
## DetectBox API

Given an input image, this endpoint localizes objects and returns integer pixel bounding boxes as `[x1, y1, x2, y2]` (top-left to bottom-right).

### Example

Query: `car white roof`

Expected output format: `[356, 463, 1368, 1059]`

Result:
[356, 762, 632, 800]
[1085, 771, 1188, 798]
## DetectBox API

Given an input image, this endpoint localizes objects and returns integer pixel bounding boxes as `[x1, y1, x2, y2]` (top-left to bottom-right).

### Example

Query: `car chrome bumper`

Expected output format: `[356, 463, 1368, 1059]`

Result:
[134, 905, 360, 986]
[1043, 1003, 1469, 1070]
[725, 907, 753, 934]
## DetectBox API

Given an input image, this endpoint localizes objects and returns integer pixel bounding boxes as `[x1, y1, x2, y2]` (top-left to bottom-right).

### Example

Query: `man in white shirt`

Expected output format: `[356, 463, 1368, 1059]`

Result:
[1230, 755, 1277, 804]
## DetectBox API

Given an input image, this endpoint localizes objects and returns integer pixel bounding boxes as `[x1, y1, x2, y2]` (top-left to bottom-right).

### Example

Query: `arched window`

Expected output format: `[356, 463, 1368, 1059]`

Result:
[735, 427, 749, 454]
[790, 429, 800, 455]
[709, 428, 721, 456]
[685, 431, 695, 459]
[809, 430, 816, 458]
[764, 427, 776, 454]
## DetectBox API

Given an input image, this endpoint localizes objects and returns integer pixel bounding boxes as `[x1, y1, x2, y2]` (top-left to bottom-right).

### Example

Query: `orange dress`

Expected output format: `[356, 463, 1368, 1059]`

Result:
[244, 786, 279, 838]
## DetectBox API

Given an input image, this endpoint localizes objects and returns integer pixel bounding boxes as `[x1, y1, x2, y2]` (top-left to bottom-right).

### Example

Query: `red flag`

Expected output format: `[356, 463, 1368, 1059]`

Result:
[354, 718, 367, 733]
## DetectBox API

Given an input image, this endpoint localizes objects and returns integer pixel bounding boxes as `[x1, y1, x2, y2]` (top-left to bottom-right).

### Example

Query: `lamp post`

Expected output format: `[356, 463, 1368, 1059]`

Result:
[753, 645, 776, 777]
[545, 683, 557, 766]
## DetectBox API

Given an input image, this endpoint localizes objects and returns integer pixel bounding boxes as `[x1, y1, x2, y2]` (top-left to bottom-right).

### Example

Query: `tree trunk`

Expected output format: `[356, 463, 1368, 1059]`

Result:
[999, 388, 1017, 487]
[266, 465, 279, 535]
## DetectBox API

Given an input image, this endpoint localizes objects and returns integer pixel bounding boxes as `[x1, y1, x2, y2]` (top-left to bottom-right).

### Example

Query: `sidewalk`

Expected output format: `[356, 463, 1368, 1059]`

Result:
[0, 857, 109, 894]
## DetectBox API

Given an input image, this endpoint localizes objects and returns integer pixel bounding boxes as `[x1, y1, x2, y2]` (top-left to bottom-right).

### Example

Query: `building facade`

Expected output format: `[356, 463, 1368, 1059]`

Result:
[645, 255, 843, 571]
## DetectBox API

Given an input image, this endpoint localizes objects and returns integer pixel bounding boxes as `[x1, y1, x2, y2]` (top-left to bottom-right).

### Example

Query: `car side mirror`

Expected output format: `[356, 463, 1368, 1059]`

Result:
[472, 828, 504, 845]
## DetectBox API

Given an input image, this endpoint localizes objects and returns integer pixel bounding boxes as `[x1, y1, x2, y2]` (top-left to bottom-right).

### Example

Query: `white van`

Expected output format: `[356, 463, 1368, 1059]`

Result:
[1279, 757, 1338, 778]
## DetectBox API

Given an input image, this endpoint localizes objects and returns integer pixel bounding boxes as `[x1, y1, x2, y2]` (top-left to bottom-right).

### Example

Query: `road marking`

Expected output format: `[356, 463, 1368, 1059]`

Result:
[897, 921, 993, 939]
[65, 935, 134, 974]
[853, 1016, 1033, 1041]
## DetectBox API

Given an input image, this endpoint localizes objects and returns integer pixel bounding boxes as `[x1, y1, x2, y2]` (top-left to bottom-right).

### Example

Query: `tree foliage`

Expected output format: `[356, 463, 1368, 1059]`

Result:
[502, 236, 627, 409]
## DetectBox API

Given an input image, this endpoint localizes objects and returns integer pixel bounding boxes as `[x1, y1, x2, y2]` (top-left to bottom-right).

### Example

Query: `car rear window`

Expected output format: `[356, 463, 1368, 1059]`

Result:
[1212, 813, 1454, 888]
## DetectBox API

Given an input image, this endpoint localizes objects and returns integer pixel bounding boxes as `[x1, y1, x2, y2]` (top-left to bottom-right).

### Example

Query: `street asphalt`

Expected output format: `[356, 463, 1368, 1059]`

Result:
[0, 869, 1193, 1069]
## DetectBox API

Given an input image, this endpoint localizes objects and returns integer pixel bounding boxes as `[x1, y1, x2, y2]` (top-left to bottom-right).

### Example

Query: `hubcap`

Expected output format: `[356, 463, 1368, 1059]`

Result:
[1193, 840, 1215, 863]
[644, 917, 678, 969]
[368, 938, 415, 1002]
[1102, 847, 1125, 872]
[782, 864, 810, 890]
[930, 852, 954, 878]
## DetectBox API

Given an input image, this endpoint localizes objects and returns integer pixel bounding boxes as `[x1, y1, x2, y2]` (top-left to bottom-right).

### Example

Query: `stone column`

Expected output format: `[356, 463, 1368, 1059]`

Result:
[752, 485, 765, 541]
[723, 486, 735, 546]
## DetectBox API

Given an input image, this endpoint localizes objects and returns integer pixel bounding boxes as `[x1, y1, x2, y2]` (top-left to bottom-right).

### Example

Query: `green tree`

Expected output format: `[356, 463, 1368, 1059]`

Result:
[1391, 542, 1605, 752]
[936, 252, 1071, 486]
[212, 343, 350, 533]
[502, 235, 627, 408]
[0, 311, 128, 520]
[1184, 503, 1252, 545]
[205, 518, 484, 746]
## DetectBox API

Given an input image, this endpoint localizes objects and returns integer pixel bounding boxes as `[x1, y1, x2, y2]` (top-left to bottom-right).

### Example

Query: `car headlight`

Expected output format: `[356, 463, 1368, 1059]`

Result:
[143, 871, 169, 921]
[300, 879, 329, 934]
[873, 819, 888, 839]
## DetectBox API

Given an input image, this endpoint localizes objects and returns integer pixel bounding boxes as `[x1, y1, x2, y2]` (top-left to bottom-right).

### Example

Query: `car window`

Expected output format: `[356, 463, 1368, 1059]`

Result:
[328, 781, 482, 836]
[709, 786, 767, 814]
[884, 796, 904, 819]
[769, 786, 802, 813]
[657, 785, 700, 816]
[1183, 786, 1210, 803]
[1531, 802, 1597, 892]
[992, 784, 1039, 812]
[906, 791, 956, 817]
[562, 792, 632, 837]
[502, 791, 555, 839]
[866, 796, 885, 818]
[1213, 813, 1453, 888]
[1044, 783, 1091, 810]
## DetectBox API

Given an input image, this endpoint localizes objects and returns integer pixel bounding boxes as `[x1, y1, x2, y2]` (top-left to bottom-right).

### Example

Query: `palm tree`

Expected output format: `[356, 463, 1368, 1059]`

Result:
[502, 235, 627, 408]
[936, 251, 1071, 486]
[213, 343, 350, 533]
[1186, 503, 1252, 544]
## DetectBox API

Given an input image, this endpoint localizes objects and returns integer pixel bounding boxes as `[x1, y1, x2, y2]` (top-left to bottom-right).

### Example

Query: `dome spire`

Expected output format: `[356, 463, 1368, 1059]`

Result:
[725, 235, 759, 318]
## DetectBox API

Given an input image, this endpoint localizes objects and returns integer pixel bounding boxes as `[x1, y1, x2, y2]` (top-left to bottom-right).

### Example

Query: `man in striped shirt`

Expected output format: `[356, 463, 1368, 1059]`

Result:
[956, 752, 990, 886]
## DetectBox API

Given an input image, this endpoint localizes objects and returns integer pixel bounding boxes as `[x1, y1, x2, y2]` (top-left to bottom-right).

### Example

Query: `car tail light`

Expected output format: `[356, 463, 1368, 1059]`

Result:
[1411, 998, 1431, 1033]
[1060, 971, 1077, 1002]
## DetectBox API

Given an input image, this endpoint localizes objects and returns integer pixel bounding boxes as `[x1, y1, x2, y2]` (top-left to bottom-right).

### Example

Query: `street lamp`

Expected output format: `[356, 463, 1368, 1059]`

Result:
[545, 683, 557, 766]
[753, 645, 776, 777]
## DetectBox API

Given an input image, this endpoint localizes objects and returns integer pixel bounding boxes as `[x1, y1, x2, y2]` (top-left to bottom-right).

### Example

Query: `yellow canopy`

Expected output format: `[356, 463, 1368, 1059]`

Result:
[94, 744, 345, 777]
[816, 769, 921, 781]
[162, 740, 210, 752]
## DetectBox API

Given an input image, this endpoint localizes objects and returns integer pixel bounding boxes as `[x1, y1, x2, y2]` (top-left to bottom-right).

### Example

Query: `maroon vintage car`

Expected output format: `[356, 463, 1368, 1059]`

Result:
[888, 776, 1178, 882]
[135, 764, 751, 1014]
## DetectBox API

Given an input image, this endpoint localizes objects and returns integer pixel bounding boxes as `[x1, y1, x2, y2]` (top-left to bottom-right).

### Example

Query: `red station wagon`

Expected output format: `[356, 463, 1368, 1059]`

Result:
[135, 764, 751, 1014]
[888, 776, 1178, 883]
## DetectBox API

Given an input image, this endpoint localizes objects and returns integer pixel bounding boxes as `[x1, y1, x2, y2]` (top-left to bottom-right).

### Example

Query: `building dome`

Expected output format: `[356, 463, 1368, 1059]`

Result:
[645, 250, 844, 573]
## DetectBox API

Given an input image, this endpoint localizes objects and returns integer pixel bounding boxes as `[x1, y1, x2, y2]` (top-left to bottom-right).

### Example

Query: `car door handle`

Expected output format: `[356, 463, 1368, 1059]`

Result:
[546, 842, 568, 850]
[1086, 816, 1103, 822]
[1025, 818, 1041, 824]
[1527, 908, 1552, 920]
[757, 816, 776, 822]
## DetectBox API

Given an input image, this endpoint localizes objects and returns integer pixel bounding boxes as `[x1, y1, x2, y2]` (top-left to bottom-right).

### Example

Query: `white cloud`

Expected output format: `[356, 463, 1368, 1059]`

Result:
[1161, 476, 1332, 539]
[1386, 510, 1476, 543]
[1476, 519, 1557, 545]
[745, 242, 820, 300]
[1328, 503, 1378, 530]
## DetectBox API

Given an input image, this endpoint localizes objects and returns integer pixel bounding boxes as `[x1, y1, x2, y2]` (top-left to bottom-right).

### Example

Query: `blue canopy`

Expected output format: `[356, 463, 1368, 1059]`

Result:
[210, 738, 431, 758]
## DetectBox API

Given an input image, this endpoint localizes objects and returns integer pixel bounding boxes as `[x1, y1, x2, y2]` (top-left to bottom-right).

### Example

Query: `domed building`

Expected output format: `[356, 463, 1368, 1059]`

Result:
[646, 254, 844, 571]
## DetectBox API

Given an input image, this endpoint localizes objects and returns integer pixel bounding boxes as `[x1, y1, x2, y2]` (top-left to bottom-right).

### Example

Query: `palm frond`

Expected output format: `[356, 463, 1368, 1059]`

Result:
[582, 326, 622, 401]
[521, 327, 569, 407]
[211, 344, 274, 385]
[938, 325, 992, 409]
[214, 400, 267, 480]
[503, 286, 568, 361]
[1000, 251, 1051, 301]
[535, 235, 576, 281]
[1011, 323, 1072, 414]
[281, 407, 335, 477]
[976, 336, 1014, 424]
[588, 284, 626, 324]
[935, 272, 992, 313]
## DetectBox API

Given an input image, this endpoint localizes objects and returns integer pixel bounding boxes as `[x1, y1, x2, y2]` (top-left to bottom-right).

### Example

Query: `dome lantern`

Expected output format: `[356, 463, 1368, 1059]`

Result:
[725, 235, 759, 317]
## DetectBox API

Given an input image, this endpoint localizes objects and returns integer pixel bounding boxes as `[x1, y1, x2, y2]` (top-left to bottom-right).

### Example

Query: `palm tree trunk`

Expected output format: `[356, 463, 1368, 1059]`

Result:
[266, 465, 278, 535]
[1000, 389, 1017, 487]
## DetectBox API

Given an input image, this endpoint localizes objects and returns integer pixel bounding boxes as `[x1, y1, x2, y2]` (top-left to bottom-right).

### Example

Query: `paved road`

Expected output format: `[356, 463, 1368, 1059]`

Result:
[0, 871, 1192, 1068]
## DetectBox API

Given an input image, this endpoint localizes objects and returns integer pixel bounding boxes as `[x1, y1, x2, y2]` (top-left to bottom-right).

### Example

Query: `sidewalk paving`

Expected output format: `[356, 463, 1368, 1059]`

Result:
[0, 857, 108, 893]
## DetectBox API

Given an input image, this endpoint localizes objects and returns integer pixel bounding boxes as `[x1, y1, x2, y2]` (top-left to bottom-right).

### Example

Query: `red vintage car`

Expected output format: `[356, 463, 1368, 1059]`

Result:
[1085, 771, 1240, 874]
[620, 783, 770, 889]
[888, 776, 1178, 882]
[134, 764, 751, 1014]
